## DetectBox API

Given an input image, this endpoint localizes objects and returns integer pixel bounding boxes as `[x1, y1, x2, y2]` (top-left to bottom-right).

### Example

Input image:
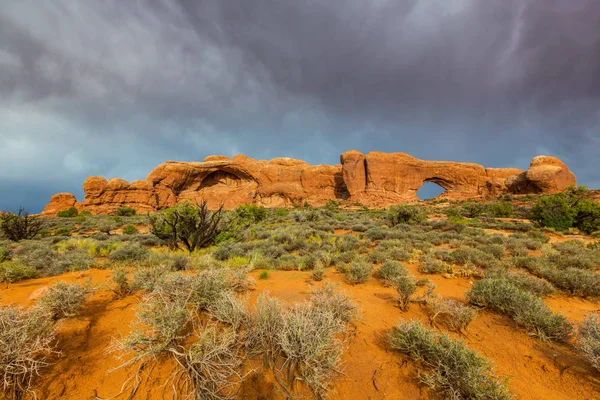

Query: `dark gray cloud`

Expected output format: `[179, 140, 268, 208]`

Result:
[0, 0, 599, 211]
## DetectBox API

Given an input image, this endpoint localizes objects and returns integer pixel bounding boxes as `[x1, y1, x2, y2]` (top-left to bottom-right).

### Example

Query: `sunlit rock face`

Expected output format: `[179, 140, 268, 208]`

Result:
[41, 151, 576, 215]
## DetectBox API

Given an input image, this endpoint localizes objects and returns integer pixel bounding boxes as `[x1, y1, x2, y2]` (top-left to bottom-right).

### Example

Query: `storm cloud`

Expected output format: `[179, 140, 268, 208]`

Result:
[1, 0, 599, 211]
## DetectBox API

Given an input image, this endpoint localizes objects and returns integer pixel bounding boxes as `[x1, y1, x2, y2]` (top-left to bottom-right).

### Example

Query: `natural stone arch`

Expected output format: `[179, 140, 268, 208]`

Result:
[416, 179, 447, 200]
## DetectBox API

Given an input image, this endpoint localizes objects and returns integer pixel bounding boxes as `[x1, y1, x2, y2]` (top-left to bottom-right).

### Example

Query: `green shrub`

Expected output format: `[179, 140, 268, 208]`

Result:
[530, 195, 574, 231]
[345, 260, 373, 284]
[14, 241, 55, 272]
[387, 205, 427, 226]
[573, 199, 600, 234]
[110, 267, 132, 297]
[487, 202, 513, 218]
[389, 320, 511, 400]
[377, 261, 408, 282]
[311, 264, 325, 281]
[122, 224, 139, 235]
[467, 278, 573, 341]
[393, 274, 417, 311]
[0, 261, 39, 284]
[54, 227, 71, 237]
[114, 206, 137, 217]
[38, 281, 92, 319]
[419, 256, 447, 274]
[0, 242, 13, 262]
[258, 270, 270, 280]
[54, 249, 94, 274]
[57, 207, 78, 218]
[109, 242, 149, 262]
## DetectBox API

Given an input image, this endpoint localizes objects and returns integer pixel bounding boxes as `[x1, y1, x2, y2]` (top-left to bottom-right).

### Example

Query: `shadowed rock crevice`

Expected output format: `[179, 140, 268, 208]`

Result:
[41, 151, 577, 215]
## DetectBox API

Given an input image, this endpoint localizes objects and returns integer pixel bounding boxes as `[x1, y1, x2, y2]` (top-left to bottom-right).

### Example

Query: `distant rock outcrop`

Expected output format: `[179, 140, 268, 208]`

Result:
[41, 151, 577, 215]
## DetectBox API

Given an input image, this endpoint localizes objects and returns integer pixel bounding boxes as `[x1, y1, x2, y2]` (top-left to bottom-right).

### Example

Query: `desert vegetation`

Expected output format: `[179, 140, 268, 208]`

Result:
[1, 187, 600, 399]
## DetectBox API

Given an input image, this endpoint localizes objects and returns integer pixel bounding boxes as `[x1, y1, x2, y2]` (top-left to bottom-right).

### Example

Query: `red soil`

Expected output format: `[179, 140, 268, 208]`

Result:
[2, 263, 600, 399]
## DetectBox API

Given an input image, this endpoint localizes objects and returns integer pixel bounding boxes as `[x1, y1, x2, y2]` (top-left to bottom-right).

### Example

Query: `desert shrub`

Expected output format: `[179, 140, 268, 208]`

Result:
[467, 278, 573, 341]
[189, 269, 231, 311]
[419, 256, 447, 274]
[228, 268, 256, 292]
[477, 244, 506, 259]
[0, 208, 43, 242]
[0, 305, 57, 400]
[177, 326, 243, 399]
[97, 220, 117, 235]
[258, 270, 270, 280]
[312, 264, 325, 281]
[208, 292, 248, 330]
[0, 261, 38, 284]
[109, 242, 149, 262]
[387, 205, 427, 226]
[131, 265, 170, 292]
[38, 281, 92, 320]
[345, 259, 373, 284]
[309, 282, 358, 323]
[393, 274, 417, 311]
[504, 272, 555, 297]
[54, 248, 94, 274]
[573, 199, 600, 234]
[377, 260, 408, 282]
[487, 202, 513, 218]
[275, 254, 300, 271]
[389, 320, 511, 400]
[427, 297, 477, 333]
[246, 294, 285, 357]
[114, 206, 137, 217]
[530, 195, 574, 231]
[122, 224, 139, 235]
[577, 313, 600, 372]
[14, 241, 55, 272]
[0, 242, 13, 262]
[53, 227, 71, 237]
[110, 267, 132, 298]
[57, 207, 78, 218]
[537, 267, 600, 297]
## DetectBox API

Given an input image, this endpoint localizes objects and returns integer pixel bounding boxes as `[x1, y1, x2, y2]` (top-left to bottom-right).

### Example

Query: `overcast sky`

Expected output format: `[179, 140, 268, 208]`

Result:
[1, 0, 599, 212]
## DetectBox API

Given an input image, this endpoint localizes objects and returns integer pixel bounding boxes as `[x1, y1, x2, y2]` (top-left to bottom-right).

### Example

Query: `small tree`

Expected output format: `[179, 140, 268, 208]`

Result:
[0, 208, 43, 242]
[573, 199, 600, 234]
[149, 201, 224, 252]
[530, 195, 575, 231]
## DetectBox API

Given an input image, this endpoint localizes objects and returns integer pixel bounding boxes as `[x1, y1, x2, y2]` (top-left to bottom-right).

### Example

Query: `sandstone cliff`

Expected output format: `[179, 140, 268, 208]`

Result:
[41, 151, 577, 215]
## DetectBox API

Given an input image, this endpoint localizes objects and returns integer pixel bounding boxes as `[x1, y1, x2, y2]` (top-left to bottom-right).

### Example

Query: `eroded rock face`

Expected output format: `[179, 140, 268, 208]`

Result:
[41, 151, 577, 215]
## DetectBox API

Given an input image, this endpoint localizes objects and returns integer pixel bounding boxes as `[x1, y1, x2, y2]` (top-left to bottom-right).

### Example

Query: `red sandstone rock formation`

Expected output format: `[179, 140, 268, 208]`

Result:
[41, 151, 577, 215]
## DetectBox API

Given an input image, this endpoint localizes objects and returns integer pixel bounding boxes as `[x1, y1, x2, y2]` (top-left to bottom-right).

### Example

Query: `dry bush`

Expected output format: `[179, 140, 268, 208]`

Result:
[0, 305, 57, 399]
[245, 293, 285, 358]
[174, 326, 244, 400]
[189, 269, 232, 311]
[38, 281, 92, 320]
[208, 292, 248, 331]
[389, 320, 512, 400]
[277, 305, 346, 398]
[426, 297, 477, 333]
[577, 313, 600, 372]
[308, 282, 358, 324]
[228, 268, 256, 292]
